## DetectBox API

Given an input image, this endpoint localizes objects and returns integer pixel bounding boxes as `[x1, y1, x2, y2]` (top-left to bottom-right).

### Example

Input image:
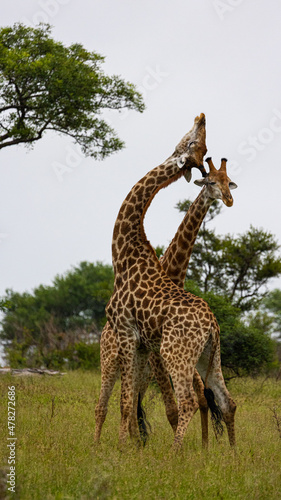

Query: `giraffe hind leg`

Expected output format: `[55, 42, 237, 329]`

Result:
[160, 346, 198, 450]
[118, 329, 142, 445]
[197, 345, 236, 447]
[136, 358, 152, 444]
[193, 369, 209, 448]
[149, 352, 179, 433]
[129, 347, 150, 443]
[94, 323, 120, 443]
[94, 356, 120, 443]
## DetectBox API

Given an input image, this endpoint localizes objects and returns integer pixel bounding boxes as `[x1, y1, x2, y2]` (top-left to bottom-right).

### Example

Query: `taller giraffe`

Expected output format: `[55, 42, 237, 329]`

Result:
[105, 114, 236, 448]
[95, 157, 237, 446]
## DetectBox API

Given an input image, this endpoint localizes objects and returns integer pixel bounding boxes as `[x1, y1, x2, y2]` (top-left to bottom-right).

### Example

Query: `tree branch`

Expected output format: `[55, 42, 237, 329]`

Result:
[0, 121, 50, 149]
[0, 104, 21, 113]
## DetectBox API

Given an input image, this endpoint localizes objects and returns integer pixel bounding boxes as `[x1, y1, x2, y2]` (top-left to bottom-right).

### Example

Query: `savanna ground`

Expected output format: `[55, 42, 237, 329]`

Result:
[0, 371, 281, 500]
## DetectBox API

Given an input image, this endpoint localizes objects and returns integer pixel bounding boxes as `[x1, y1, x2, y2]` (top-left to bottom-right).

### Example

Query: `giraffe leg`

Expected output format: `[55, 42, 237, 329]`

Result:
[171, 375, 196, 451]
[129, 347, 150, 442]
[94, 359, 119, 442]
[149, 352, 178, 433]
[94, 324, 120, 443]
[160, 345, 199, 449]
[193, 369, 209, 448]
[197, 344, 236, 447]
[160, 323, 211, 450]
[150, 355, 207, 442]
[118, 330, 140, 445]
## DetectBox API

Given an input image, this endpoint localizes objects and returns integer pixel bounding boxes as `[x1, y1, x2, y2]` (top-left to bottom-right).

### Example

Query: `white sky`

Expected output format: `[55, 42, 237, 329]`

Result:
[1, 0, 281, 297]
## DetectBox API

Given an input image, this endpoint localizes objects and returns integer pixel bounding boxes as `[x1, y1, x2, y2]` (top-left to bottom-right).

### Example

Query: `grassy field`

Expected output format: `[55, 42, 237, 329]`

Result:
[0, 371, 281, 500]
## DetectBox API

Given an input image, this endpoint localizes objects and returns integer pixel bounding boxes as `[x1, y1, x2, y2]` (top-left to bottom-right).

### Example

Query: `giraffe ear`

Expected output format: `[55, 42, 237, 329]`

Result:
[194, 178, 207, 187]
[229, 181, 238, 190]
[176, 154, 187, 168]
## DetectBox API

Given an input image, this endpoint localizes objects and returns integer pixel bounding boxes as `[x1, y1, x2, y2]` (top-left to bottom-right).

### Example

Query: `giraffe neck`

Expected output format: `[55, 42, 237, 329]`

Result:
[161, 187, 213, 288]
[112, 156, 187, 276]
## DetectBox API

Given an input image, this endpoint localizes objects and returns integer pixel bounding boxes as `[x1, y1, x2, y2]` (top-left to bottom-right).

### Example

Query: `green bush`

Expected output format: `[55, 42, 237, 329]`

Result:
[68, 342, 100, 370]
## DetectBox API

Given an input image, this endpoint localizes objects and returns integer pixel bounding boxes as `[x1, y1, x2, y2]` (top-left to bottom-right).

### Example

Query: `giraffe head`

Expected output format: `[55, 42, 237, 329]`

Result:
[174, 113, 208, 181]
[194, 157, 238, 207]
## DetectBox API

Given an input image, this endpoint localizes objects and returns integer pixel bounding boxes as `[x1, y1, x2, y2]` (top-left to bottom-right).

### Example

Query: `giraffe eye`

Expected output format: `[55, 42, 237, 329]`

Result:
[209, 181, 216, 186]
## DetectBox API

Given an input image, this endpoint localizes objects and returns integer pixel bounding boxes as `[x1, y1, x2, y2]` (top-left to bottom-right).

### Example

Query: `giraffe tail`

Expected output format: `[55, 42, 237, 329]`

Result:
[203, 326, 224, 439]
[137, 393, 151, 445]
[203, 387, 224, 439]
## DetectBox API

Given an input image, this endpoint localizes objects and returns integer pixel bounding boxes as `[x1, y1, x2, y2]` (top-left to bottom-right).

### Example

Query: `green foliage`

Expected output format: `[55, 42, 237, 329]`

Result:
[154, 245, 165, 259]
[222, 227, 281, 310]
[68, 342, 100, 370]
[262, 288, 281, 337]
[220, 320, 276, 376]
[185, 279, 276, 376]
[0, 23, 144, 157]
[0, 261, 113, 368]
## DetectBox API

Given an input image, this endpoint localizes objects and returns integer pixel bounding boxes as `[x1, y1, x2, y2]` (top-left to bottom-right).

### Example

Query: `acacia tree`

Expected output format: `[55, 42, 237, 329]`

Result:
[0, 23, 144, 158]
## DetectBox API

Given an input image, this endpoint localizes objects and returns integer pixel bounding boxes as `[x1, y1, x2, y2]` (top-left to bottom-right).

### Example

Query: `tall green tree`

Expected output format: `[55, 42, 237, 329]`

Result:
[0, 261, 114, 368]
[0, 23, 144, 157]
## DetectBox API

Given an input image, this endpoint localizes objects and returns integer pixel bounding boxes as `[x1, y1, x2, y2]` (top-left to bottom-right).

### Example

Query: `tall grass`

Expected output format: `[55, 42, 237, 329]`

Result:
[0, 372, 280, 499]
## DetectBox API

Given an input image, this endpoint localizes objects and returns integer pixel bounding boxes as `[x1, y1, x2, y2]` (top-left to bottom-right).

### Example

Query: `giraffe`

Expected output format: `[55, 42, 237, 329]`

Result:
[94, 157, 237, 447]
[139, 155, 238, 441]
[94, 113, 208, 444]
[104, 114, 237, 449]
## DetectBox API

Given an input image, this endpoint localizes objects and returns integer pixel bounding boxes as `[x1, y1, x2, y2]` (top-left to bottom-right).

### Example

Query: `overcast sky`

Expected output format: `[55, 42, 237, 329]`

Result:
[1, 0, 281, 298]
